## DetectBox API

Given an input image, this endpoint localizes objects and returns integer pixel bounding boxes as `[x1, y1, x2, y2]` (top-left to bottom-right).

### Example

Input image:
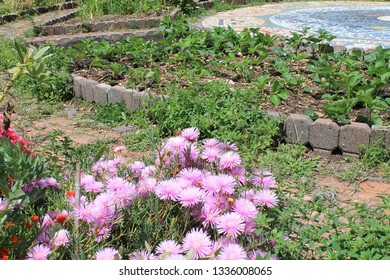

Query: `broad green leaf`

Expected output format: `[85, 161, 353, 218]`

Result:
[270, 94, 281, 106]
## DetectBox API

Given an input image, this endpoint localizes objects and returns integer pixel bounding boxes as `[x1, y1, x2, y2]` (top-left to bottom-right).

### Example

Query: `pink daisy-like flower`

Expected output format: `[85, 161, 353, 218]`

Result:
[81, 174, 95, 186]
[253, 189, 279, 208]
[92, 225, 111, 242]
[201, 175, 219, 194]
[228, 166, 247, 185]
[84, 181, 104, 193]
[178, 187, 204, 208]
[27, 244, 52, 260]
[215, 174, 236, 195]
[218, 141, 238, 151]
[94, 247, 121, 260]
[129, 161, 145, 175]
[251, 170, 276, 189]
[203, 138, 220, 148]
[155, 179, 182, 201]
[140, 165, 157, 179]
[91, 203, 115, 225]
[137, 177, 157, 196]
[241, 189, 256, 202]
[156, 240, 182, 256]
[201, 205, 221, 228]
[233, 198, 258, 221]
[52, 229, 70, 247]
[216, 212, 245, 239]
[94, 192, 116, 208]
[178, 168, 204, 186]
[182, 228, 212, 259]
[41, 214, 54, 229]
[218, 243, 247, 260]
[166, 136, 188, 153]
[219, 151, 242, 170]
[129, 250, 158, 260]
[181, 127, 200, 142]
[75, 202, 96, 223]
[179, 143, 200, 165]
[106, 177, 128, 192]
[114, 183, 136, 208]
[201, 147, 222, 163]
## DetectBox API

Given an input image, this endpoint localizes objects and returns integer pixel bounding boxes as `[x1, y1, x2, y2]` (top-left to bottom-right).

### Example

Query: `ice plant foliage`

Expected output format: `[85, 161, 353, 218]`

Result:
[22, 128, 279, 260]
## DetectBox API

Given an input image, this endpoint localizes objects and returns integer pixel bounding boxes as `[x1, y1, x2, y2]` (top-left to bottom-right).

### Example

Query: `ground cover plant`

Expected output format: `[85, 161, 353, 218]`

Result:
[0, 2, 389, 261]
[71, 17, 390, 126]
[0, 0, 66, 16]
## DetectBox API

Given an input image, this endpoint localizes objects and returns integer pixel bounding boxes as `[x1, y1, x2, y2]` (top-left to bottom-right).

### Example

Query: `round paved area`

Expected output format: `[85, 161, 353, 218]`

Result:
[196, 1, 390, 51]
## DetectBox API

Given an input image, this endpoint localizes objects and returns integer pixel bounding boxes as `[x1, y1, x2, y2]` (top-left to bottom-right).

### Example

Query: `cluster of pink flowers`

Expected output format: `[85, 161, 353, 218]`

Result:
[0, 114, 34, 155]
[25, 127, 280, 260]
[26, 210, 70, 260]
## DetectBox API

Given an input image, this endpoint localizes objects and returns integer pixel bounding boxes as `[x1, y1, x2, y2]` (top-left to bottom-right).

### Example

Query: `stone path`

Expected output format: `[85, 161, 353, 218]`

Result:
[195, 1, 390, 51]
[0, 8, 78, 39]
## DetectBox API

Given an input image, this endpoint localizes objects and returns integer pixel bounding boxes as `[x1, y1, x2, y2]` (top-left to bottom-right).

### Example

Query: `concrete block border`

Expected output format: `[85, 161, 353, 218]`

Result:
[0, 1, 77, 25]
[72, 74, 389, 157]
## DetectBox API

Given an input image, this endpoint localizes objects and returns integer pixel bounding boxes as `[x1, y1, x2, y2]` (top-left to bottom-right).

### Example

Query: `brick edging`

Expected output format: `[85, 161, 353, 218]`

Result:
[72, 74, 389, 157]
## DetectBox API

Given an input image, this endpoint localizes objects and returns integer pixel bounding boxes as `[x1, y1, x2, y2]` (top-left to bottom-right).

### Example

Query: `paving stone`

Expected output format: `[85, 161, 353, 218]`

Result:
[81, 79, 98, 102]
[108, 86, 124, 104]
[72, 74, 86, 98]
[93, 83, 110, 104]
[284, 114, 313, 145]
[339, 122, 371, 155]
[309, 119, 339, 152]
[112, 125, 136, 134]
[370, 125, 390, 149]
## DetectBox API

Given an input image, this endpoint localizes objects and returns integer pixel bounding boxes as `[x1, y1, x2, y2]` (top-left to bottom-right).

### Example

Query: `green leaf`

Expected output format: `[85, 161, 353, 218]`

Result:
[278, 90, 290, 100]
[270, 94, 281, 106]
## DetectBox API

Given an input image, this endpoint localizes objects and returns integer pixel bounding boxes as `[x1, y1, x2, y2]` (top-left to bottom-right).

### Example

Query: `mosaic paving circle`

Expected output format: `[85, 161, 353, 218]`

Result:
[196, 1, 390, 51]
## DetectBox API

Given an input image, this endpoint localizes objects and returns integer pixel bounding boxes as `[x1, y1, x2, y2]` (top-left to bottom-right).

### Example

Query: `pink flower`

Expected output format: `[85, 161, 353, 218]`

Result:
[85, 181, 104, 193]
[182, 228, 212, 259]
[137, 177, 157, 196]
[129, 250, 158, 260]
[228, 166, 247, 185]
[27, 244, 51, 260]
[75, 202, 96, 223]
[81, 174, 96, 187]
[92, 203, 115, 225]
[254, 189, 279, 208]
[178, 187, 204, 207]
[114, 183, 136, 208]
[166, 136, 188, 153]
[219, 151, 242, 170]
[218, 142, 238, 151]
[201, 147, 222, 163]
[215, 174, 236, 194]
[106, 177, 128, 192]
[129, 161, 145, 175]
[181, 127, 200, 142]
[164, 254, 186, 260]
[203, 138, 220, 148]
[94, 247, 121, 260]
[251, 170, 276, 189]
[156, 240, 182, 255]
[218, 243, 247, 260]
[155, 179, 182, 201]
[180, 143, 200, 164]
[216, 212, 245, 239]
[201, 205, 221, 228]
[52, 229, 70, 247]
[233, 198, 258, 221]
[178, 168, 204, 186]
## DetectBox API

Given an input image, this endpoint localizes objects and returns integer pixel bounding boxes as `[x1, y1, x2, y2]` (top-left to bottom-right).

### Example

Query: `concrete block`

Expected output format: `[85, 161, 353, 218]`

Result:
[313, 148, 332, 157]
[95, 22, 107, 32]
[120, 88, 135, 111]
[339, 122, 371, 155]
[109, 33, 123, 42]
[81, 79, 98, 102]
[132, 91, 146, 111]
[72, 75, 86, 98]
[93, 83, 110, 104]
[54, 25, 65, 35]
[284, 114, 313, 145]
[44, 26, 55, 36]
[137, 19, 146, 29]
[117, 21, 127, 29]
[126, 20, 138, 29]
[64, 25, 75, 34]
[309, 119, 339, 152]
[145, 18, 160, 28]
[371, 125, 390, 149]
[108, 86, 124, 104]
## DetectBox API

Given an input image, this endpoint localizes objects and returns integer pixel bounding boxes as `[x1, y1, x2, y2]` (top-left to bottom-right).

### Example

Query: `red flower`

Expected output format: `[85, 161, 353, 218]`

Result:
[1, 255, 9, 260]
[0, 248, 10, 256]
[27, 221, 33, 228]
[56, 210, 68, 224]
[5, 222, 13, 227]
[31, 215, 39, 223]
[66, 190, 75, 198]
[11, 236, 18, 244]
